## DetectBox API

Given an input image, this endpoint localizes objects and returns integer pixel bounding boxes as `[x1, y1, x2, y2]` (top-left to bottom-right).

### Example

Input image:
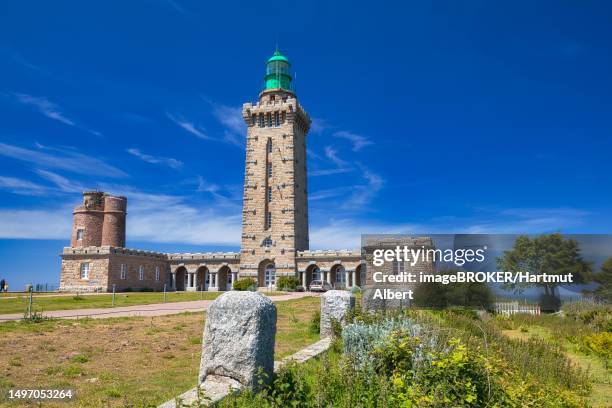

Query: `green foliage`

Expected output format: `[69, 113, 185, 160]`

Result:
[139, 287, 154, 292]
[593, 257, 612, 302]
[497, 233, 592, 301]
[233, 277, 257, 291]
[308, 310, 320, 334]
[413, 268, 493, 309]
[276, 276, 300, 291]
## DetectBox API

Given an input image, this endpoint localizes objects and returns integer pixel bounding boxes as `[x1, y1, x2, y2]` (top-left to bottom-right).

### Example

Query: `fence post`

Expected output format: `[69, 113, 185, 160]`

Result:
[27, 287, 33, 318]
[112, 284, 116, 307]
[163, 284, 167, 302]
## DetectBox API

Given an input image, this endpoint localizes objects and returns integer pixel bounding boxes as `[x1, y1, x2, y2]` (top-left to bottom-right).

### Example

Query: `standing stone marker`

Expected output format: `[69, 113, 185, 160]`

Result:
[199, 291, 277, 392]
[320, 290, 356, 337]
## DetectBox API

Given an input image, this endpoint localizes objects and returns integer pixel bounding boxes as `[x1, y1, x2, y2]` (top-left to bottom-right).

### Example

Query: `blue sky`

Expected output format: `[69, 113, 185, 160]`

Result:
[0, 1, 611, 288]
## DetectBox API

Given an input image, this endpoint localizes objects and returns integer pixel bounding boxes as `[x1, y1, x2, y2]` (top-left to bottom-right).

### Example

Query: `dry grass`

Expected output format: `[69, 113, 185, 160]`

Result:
[0, 296, 320, 407]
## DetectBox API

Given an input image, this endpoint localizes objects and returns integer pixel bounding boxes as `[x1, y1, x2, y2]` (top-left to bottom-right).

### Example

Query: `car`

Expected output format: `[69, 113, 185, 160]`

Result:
[308, 280, 332, 292]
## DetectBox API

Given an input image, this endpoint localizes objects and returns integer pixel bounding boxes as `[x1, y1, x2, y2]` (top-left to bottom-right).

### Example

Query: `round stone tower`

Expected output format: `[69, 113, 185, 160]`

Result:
[101, 194, 127, 247]
[71, 191, 105, 247]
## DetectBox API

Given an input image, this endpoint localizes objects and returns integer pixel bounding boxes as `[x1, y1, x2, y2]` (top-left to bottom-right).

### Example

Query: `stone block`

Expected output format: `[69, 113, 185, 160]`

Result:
[199, 291, 277, 390]
[320, 290, 355, 337]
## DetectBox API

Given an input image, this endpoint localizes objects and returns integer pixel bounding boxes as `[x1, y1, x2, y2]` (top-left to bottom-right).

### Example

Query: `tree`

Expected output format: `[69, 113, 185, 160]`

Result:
[413, 268, 493, 309]
[593, 257, 612, 302]
[497, 233, 592, 298]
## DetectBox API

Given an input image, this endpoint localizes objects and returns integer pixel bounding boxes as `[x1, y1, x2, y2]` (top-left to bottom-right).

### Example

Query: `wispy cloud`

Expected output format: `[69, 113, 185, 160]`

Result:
[14, 93, 75, 126]
[12, 93, 102, 136]
[0, 142, 126, 178]
[35, 169, 84, 193]
[309, 146, 354, 176]
[196, 176, 220, 194]
[0, 176, 48, 196]
[208, 100, 246, 147]
[310, 117, 331, 134]
[166, 112, 210, 140]
[333, 130, 373, 151]
[126, 148, 183, 169]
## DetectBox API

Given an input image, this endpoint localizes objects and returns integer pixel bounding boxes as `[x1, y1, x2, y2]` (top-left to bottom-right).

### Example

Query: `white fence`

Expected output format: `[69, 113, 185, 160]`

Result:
[494, 301, 540, 316]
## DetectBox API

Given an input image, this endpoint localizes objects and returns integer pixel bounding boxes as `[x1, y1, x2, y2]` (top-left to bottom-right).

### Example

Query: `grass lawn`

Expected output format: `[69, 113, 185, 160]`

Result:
[0, 296, 320, 407]
[0, 291, 288, 315]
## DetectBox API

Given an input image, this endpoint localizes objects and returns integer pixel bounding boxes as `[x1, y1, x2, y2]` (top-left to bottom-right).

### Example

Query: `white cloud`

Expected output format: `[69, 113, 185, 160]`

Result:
[13, 93, 102, 136]
[0, 176, 48, 195]
[166, 112, 210, 140]
[333, 130, 373, 151]
[0, 142, 126, 178]
[0, 207, 72, 240]
[126, 148, 183, 169]
[35, 169, 84, 193]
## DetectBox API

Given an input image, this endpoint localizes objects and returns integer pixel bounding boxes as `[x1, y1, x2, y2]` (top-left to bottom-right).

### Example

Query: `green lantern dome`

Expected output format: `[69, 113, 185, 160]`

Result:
[264, 50, 293, 91]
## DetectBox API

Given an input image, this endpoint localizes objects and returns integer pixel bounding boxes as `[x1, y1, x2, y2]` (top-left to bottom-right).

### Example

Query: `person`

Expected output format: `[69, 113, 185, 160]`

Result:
[3, 280, 7, 293]
[0, 278, 4, 293]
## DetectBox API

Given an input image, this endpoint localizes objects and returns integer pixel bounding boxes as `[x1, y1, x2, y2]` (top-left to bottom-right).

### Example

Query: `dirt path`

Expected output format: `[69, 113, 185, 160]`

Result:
[0, 292, 318, 321]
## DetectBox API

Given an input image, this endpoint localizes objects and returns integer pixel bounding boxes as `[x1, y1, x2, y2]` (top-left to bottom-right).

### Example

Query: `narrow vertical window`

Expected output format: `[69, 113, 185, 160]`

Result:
[274, 112, 280, 127]
[266, 113, 272, 127]
[265, 212, 272, 229]
[76, 229, 84, 241]
[139, 265, 144, 280]
[80, 263, 90, 279]
[120, 264, 127, 279]
[155, 266, 160, 281]
[258, 113, 264, 127]
[252, 114, 257, 126]
[267, 138, 272, 153]
[267, 163, 272, 178]
[267, 186, 272, 202]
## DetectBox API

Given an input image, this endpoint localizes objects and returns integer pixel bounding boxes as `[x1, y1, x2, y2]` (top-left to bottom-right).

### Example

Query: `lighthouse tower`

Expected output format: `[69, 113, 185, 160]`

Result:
[239, 50, 311, 287]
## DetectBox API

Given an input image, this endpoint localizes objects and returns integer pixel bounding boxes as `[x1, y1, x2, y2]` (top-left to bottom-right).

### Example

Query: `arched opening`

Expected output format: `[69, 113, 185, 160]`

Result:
[305, 264, 320, 289]
[174, 266, 187, 291]
[355, 264, 364, 287]
[330, 264, 345, 289]
[196, 266, 208, 291]
[218, 266, 232, 291]
[257, 259, 275, 288]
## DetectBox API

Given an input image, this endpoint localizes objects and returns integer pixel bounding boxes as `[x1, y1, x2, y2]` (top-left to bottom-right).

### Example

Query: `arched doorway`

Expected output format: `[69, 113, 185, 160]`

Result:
[257, 259, 275, 288]
[305, 264, 320, 289]
[196, 266, 208, 291]
[355, 264, 364, 287]
[218, 266, 232, 291]
[174, 266, 187, 291]
[331, 264, 346, 289]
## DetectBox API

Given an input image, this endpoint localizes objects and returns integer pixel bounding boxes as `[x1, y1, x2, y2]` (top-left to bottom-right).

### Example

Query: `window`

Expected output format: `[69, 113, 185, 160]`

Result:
[80, 263, 90, 279]
[266, 113, 272, 127]
[265, 211, 272, 229]
[336, 266, 346, 284]
[258, 113, 264, 127]
[266, 138, 272, 153]
[264, 263, 276, 286]
[392, 260, 405, 275]
[252, 114, 257, 126]
[120, 264, 127, 280]
[267, 186, 272, 202]
[262, 237, 272, 247]
[76, 229, 84, 241]
[155, 266, 160, 281]
[312, 267, 321, 281]
[267, 163, 272, 178]
[139, 265, 144, 280]
[274, 112, 280, 127]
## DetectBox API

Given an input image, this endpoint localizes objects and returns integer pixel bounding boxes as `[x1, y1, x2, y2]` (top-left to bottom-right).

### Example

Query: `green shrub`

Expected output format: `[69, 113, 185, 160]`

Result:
[309, 310, 320, 334]
[139, 287, 154, 292]
[233, 277, 257, 291]
[276, 276, 300, 291]
[122, 287, 133, 292]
